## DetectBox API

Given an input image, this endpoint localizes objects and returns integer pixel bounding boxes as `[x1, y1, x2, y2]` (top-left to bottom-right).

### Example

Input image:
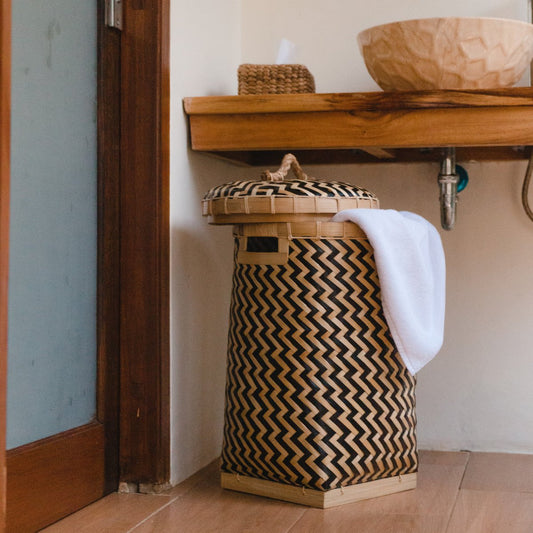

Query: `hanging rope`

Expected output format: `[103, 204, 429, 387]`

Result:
[522, 150, 533, 223]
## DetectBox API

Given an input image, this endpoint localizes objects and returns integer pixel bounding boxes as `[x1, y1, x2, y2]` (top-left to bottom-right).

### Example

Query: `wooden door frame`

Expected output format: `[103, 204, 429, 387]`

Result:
[118, 0, 170, 486]
[0, 0, 12, 530]
[2, 0, 170, 529]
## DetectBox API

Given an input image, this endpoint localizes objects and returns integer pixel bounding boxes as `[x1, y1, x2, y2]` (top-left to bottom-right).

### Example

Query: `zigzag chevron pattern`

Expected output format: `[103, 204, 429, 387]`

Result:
[204, 178, 378, 200]
[221, 236, 417, 491]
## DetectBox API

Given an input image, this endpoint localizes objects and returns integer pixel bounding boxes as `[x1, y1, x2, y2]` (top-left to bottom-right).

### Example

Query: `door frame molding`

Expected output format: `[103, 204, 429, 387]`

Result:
[0, 0, 11, 529]
[118, 0, 170, 485]
[2, 0, 170, 528]
[97, 0, 122, 494]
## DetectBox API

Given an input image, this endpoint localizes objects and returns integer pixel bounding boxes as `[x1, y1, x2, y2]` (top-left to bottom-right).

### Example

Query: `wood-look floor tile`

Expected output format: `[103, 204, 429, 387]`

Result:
[290, 511, 449, 533]
[338, 462, 465, 515]
[159, 459, 220, 498]
[288, 456, 467, 533]
[446, 490, 533, 533]
[461, 452, 533, 493]
[418, 450, 470, 467]
[131, 473, 306, 533]
[41, 493, 174, 533]
[42, 459, 219, 532]
[45, 451, 533, 532]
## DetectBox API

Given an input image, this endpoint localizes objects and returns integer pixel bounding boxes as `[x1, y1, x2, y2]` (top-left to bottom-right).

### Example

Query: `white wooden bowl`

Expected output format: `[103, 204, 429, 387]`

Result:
[357, 17, 533, 91]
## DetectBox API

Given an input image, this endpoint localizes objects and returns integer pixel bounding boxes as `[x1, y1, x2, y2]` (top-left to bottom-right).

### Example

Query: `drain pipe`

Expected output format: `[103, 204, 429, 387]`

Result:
[438, 147, 460, 230]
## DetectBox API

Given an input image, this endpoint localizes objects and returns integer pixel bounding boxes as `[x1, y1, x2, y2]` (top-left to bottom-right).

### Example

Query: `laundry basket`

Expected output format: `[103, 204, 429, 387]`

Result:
[203, 154, 418, 508]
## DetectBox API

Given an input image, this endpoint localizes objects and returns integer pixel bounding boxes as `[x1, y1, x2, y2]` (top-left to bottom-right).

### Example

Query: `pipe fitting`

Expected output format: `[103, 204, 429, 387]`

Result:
[438, 148, 460, 230]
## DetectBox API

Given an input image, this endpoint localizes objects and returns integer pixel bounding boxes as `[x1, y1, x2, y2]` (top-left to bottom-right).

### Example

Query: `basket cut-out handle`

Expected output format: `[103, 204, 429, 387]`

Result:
[262, 153, 309, 182]
[237, 236, 289, 265]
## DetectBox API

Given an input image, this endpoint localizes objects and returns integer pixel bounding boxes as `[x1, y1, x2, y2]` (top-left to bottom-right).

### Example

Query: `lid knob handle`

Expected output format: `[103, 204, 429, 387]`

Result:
[262, 153, 309, 182]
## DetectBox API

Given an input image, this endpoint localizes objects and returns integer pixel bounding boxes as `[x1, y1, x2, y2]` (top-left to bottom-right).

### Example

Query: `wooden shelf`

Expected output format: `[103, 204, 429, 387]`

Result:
[183, 88, 533, 166]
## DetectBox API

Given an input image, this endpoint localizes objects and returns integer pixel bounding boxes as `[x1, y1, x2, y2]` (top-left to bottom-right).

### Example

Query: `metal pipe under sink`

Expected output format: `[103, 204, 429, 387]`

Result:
[438, 147, 460, 230]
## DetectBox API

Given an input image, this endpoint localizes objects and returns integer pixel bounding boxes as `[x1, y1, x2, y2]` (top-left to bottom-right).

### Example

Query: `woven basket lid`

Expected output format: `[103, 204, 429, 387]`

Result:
[202, 154, 379, 224]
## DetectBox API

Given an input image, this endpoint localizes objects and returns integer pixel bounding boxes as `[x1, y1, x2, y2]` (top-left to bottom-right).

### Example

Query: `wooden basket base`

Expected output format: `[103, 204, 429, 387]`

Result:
[221, 472, 417, 509]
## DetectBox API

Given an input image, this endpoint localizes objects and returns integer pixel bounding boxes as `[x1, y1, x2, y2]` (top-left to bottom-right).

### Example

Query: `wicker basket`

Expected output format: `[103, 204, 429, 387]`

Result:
[238, 64, 315, 95]
[203, 155, 418, 508]
[221, 221, 418, 507]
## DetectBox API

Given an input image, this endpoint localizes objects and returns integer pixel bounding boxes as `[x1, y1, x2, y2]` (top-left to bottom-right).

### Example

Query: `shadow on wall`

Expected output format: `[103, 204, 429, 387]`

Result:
[170, 151, 251, 480]
[171, 226, 231, 464]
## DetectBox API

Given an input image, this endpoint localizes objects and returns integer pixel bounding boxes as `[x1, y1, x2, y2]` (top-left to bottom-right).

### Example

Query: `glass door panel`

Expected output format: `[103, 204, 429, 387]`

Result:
[7, 0, 97, 449]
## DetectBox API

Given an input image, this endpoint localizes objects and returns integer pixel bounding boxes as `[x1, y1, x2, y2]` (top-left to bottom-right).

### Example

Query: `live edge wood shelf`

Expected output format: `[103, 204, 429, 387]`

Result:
[183, 88, 533, 166]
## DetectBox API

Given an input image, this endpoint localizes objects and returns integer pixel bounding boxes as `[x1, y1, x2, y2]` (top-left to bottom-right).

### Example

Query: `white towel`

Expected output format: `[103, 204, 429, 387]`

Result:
[331, 209, 445, 375]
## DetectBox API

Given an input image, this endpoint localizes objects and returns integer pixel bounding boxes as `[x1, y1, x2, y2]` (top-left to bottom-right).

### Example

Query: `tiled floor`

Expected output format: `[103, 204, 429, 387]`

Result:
[42, 451, 533, 533]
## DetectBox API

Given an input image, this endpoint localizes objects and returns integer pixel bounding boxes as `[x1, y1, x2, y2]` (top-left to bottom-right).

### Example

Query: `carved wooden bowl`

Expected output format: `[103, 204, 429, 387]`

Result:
[358, 17, 533, 90]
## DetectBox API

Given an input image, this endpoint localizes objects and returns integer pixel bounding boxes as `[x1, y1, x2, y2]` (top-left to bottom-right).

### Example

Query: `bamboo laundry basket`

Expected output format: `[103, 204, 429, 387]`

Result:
[237, 64, 315, 95]
[203, 154, 418, 508]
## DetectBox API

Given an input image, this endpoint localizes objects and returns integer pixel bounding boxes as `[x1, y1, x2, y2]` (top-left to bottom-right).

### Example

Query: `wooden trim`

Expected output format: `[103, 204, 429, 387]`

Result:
[6, 422, 105, 532]
[187, 106, 533, 152]
[183, 88, 533, 115]
[97, 0, 172, 489]
[96, 0, 121, 494]
[119, 0, 170, 484]
[183, 89, 533, 165]
[0, 0, 11, 528]
[221, 472, 417, 509]
[159, 0, 171, 486]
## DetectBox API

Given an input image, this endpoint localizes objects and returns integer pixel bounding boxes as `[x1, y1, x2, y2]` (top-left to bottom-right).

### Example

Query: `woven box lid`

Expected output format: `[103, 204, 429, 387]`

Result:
[202, 154, 379, 224]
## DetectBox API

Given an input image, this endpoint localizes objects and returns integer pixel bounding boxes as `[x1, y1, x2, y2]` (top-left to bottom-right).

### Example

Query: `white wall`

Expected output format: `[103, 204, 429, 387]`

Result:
[303, 161, 533, 453]
[241, 0, 533, 453]
[169, 0, 250, 484]
[170, 0, 533, 484]
[242, 0, 529, 93]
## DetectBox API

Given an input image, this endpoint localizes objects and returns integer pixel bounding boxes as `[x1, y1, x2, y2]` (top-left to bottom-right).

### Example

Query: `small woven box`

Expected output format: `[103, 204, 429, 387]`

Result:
[238, 64, 315, 95]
